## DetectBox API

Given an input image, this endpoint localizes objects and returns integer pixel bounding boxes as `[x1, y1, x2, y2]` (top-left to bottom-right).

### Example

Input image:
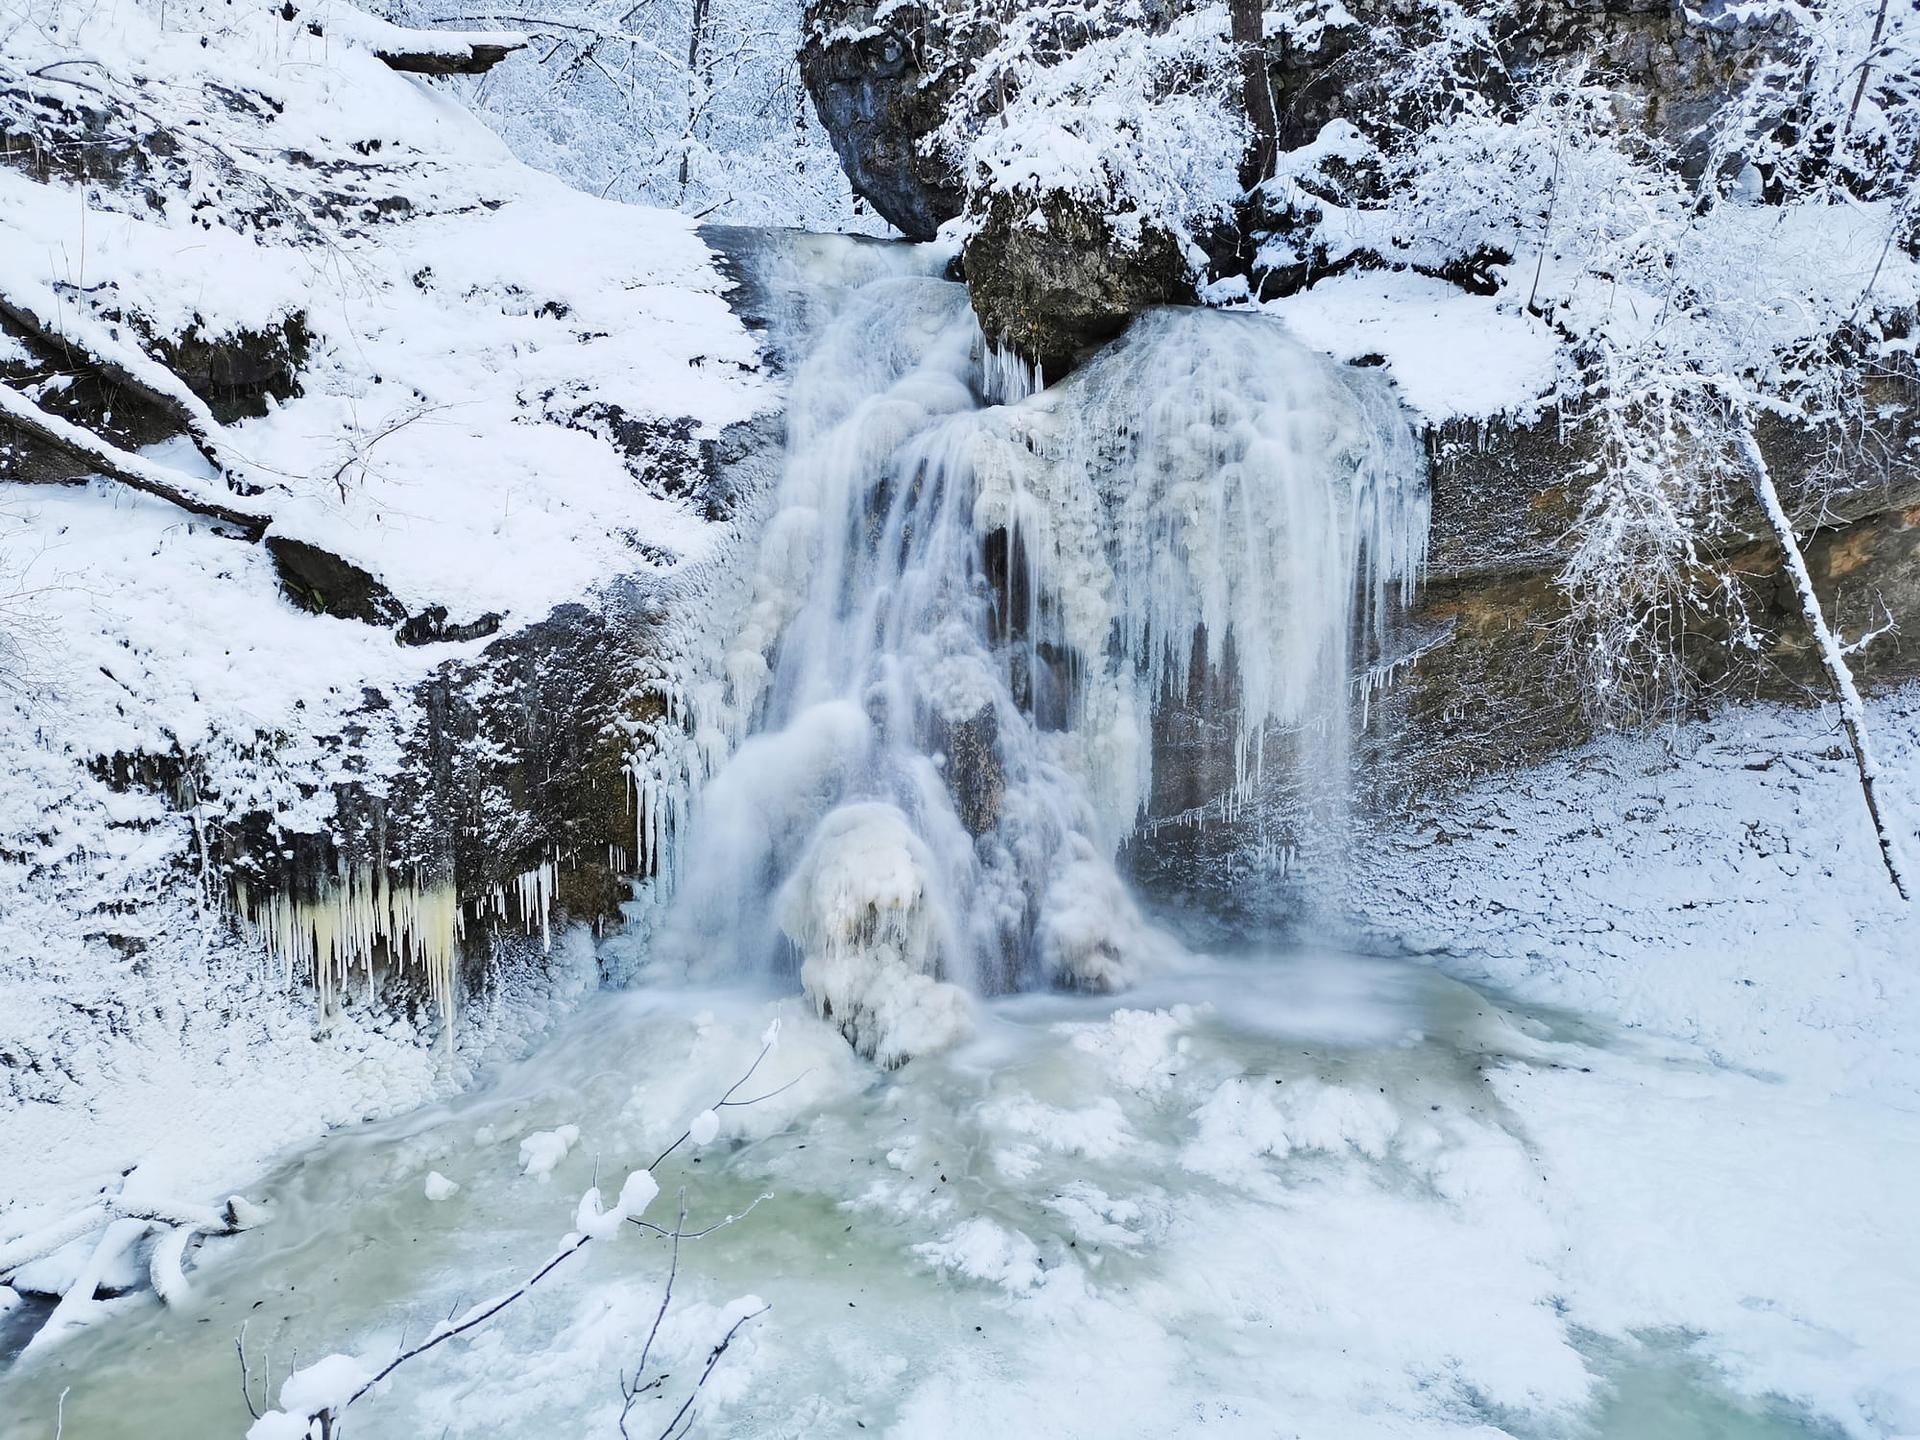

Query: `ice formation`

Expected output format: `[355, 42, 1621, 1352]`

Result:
[779, 803, 973, 1067]
[638, 259, 1426, 1063]
[517, 1125, 580, 1179]
[240, 868, 462, 1034]
[235, 854, 566, 1035]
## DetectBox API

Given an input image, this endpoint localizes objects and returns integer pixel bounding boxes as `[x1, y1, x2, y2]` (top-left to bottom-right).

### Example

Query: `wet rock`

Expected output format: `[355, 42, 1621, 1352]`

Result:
[963, 189, 1196, 378]
[932, 701, 1003, 836]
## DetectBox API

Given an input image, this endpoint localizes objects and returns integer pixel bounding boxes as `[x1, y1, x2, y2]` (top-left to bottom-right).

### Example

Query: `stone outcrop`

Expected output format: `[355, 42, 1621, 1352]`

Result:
[963, 190, 1197, 377]
[799, 2, 966, 241]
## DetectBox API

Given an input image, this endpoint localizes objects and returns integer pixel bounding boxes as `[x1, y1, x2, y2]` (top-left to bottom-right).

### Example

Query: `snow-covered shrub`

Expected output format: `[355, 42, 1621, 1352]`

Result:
[937, 1, 1247, 261]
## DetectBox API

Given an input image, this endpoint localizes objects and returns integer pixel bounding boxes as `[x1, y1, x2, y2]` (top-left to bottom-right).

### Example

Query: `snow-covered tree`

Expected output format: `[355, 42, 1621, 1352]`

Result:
[399, 0, 872, 228]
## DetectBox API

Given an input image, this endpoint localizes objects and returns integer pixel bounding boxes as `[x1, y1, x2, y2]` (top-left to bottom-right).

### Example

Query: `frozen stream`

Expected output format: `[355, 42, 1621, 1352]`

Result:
[0, 945, 1856, 1440]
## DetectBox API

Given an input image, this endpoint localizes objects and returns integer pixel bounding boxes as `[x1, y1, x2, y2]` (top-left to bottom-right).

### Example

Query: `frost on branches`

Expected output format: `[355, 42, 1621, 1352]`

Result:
[932, 0, 1248, 263]
[1241, 0, 1919, 887]
[390, 0, 869, 228]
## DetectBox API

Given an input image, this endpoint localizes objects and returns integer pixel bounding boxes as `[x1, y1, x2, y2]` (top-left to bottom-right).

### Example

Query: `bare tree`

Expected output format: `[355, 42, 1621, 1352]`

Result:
[1728, 406, 1911, 899]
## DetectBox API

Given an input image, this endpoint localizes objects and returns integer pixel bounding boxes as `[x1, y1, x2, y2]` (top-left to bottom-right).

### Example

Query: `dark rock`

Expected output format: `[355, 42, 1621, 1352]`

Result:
[963, 189, 1196, 377]
[372, 38, 527, 76]
[396, 605, 504, 646]
[800, 3, 965, 240]
[151, 313, 309, 423]
[267, 536, 407, 625]
[932, 702, 1003, 836]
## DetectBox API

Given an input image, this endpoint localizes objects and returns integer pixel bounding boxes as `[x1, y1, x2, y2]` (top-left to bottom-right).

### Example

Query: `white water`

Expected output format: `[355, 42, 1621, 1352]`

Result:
[647, 259, 1428, 1063]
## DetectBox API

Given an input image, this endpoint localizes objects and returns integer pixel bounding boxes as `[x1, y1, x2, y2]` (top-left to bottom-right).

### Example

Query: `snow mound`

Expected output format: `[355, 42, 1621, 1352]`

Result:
[780, 803, 972, 1067]
[517, 1126, 580, 1180]
[573, 1169, 659, 1240]
[913, 1216, 1045, 1293]
[246, 1353, 373, 1439]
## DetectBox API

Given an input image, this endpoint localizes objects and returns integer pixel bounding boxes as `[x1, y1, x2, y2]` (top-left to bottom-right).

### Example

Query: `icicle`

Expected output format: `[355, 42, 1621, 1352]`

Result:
[239, 866, 461, 1046]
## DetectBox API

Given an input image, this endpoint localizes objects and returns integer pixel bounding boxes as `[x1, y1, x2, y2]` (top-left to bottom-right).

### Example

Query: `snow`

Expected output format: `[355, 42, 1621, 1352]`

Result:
[517, 1126, 580, 1180]
[688, 1110, 720, 1147]
[246, 1353, 374, 1440]
[573, 1170, 658, 1239]
[423, 1171, 460, 1202]
[1261, 270, 1562, 422]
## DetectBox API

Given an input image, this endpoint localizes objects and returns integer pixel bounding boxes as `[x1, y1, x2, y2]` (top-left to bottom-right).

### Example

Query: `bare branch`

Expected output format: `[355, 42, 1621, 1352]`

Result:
[648, 1303, 769, 1440]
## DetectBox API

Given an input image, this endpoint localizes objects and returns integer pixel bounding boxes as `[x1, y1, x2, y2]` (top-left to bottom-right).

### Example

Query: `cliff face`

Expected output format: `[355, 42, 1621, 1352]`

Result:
[792, 0, 1919, 913]
[0, 0, 779, 1205]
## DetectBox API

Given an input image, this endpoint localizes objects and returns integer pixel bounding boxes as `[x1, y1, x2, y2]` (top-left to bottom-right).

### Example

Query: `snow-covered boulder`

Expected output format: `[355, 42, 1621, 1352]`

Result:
[780, 803, 972, 1067]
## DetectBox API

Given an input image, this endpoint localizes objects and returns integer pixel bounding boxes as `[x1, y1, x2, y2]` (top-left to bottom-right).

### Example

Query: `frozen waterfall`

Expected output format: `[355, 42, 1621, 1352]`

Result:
[642, 257, 1429, 1062]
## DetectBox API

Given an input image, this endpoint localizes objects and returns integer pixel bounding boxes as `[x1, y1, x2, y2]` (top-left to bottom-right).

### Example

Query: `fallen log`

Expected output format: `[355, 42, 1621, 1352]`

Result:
[0, 381, 271, 541]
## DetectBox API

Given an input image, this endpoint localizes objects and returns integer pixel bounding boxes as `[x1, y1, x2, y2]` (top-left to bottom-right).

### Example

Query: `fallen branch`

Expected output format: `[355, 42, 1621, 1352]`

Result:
[0, 1203, 109, 1277]
[1733, 414, 1911, 900]
[0, 382, 270, 540]
[0, 294, 261, 491]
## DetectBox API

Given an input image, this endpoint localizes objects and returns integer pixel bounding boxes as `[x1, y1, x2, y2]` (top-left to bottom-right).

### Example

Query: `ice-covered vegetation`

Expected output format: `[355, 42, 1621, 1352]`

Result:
[396, 0, 871, 228]
[936, 0, 1249, 261]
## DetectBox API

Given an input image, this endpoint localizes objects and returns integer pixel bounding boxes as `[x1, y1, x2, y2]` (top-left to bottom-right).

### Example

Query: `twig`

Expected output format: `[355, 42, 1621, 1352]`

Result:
[649, 1303, 769, 1440]
[237, 1323, 262, 1420]
[619, 1190, 687, 1439]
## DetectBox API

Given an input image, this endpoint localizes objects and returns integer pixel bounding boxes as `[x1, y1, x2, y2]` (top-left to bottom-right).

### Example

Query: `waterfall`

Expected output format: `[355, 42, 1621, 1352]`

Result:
[644, 256, 1428, 1064]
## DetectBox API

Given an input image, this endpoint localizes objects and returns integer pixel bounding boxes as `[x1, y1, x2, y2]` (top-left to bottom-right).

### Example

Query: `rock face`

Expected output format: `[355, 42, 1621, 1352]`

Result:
[963, 190, 1196, 377]
[799, 2, 965, 241]
[1268, 0, 1791, 174]
[1124, 380, 1920, 918]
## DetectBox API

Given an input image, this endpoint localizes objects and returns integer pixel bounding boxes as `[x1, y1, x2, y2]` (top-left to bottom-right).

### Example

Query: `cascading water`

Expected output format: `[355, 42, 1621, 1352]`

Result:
[647, 257, 1428, 1064]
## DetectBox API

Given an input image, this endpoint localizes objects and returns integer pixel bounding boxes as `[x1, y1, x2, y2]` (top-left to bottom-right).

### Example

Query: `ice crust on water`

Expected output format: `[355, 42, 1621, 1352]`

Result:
[647, 270, 1425, 1064]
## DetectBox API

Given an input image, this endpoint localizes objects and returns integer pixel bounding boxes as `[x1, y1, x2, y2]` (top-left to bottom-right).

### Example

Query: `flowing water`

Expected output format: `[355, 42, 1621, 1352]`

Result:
[0, 239, 1857, 1437]
[639, 242, 1427, 1066]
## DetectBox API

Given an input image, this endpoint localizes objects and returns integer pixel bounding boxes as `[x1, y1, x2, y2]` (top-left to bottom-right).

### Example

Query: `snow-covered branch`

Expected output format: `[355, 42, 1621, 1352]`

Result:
[0, 383, 271, 540]
[243, 1026, 789, 1440]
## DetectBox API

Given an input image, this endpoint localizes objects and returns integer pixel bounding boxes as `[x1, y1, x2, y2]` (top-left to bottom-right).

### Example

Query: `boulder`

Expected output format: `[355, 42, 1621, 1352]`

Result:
[963, 189, 1196, 378]
[799, 2, 966, 240]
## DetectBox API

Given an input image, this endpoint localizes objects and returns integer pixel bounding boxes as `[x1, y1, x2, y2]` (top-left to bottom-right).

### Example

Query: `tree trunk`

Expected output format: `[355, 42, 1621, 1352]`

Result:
[1230, 0, 1278, 190]
[679, 0, 712, 193]
[1733, 418, 1910, 900]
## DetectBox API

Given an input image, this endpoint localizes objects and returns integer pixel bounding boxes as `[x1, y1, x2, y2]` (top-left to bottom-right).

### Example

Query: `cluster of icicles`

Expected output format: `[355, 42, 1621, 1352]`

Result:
[234, 859, 557, 1040]
[624, 256, 1430, 1066]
